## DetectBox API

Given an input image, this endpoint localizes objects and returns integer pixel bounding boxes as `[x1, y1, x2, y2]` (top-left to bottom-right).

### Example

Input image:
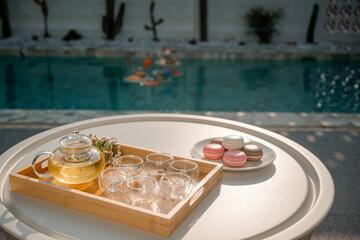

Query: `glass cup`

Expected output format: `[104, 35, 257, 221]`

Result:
[160, 172, 193, 202]
[115, 155, 144, 177]
[169, 159, 199, 183]
[145, 153, 174, 180]
[99, 167, 129, 194]
[127, 176, 159, 205]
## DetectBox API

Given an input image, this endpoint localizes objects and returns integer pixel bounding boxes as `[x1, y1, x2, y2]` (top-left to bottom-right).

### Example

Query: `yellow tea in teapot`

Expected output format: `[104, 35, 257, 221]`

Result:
[48, 148, 105, 184]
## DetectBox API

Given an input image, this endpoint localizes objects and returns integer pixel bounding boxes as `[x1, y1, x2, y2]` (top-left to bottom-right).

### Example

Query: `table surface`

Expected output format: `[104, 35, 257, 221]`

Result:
[0, 114, 335, 240]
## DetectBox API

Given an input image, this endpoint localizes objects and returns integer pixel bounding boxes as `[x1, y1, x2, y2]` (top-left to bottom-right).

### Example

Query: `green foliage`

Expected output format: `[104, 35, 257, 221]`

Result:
[89, 134, 122, 164]
[244, 6, 284, 44]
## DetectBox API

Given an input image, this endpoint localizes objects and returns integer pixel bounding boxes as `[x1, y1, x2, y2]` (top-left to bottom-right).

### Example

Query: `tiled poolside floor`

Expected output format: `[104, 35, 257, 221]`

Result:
[0, 110, 359, 240]
[0, 109, 359, 128]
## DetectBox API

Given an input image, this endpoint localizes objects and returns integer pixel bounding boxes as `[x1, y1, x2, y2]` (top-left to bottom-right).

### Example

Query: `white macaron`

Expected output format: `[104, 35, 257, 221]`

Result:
[222, 135, 244, 150]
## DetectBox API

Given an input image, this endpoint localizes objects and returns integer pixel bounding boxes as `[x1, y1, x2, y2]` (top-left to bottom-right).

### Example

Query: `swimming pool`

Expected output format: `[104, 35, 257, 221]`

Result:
[0, 56, 359, 113]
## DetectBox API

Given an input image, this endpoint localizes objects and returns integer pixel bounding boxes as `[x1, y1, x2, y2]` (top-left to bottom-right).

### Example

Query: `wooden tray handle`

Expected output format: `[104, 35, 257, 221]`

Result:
[189, 184, 206, 207]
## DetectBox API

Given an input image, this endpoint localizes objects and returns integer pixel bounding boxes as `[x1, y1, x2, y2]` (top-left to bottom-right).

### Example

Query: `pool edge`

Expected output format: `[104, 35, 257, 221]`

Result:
[0, 109, 359, 129]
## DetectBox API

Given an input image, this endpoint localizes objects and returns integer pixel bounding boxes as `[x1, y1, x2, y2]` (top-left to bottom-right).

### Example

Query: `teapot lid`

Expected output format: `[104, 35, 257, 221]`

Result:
[59, 129, 92, 150]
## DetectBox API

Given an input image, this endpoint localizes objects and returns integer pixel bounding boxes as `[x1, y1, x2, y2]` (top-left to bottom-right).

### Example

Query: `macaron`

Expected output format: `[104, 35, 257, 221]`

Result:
[203, 144, 225, 160]
[223, 150, 247, 167]
[222, 135, 244, 150]
[210, 137, 223, 145]
[242, 143, 263, 161]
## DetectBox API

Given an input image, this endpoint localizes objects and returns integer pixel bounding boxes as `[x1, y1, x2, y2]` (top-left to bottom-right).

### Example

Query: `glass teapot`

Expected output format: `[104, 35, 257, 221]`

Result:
[32, 129, 105, 184]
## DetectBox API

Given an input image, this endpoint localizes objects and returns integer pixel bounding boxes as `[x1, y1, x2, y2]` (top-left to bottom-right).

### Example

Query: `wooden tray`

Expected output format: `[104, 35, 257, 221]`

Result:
[9, 143, 223, 237]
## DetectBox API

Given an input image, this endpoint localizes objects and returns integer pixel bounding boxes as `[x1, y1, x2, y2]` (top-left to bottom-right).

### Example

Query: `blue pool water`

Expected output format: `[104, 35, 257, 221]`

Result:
[0, 56, 359, 113]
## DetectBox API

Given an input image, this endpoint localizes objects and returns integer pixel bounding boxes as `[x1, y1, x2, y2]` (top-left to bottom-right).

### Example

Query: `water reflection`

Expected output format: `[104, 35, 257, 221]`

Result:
[103, 66, 123, 110]
[46, 65, 54, 108]
[5, 61, 55, 109]
[1, 57, 359, 113]
[312, 61, 360, 112]
[5, 64, 15, 108]
[195, 66, 205, 111]
[303, 65, 311, 93]
[242, 67, 272, 91]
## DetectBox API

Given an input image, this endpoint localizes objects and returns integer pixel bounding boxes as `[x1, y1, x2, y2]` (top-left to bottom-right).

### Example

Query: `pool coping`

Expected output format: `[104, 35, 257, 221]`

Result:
[0, 109, 359, 129]
[1, 37, 360, 59]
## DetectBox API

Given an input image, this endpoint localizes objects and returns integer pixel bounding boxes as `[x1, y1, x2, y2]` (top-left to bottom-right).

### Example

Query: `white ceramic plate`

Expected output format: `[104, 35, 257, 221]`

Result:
[190, 138, 276, 171]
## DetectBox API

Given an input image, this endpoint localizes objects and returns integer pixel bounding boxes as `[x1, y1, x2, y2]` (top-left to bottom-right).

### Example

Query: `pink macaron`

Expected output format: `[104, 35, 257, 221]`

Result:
[223, 150, 247, 167]
[203, 144, 225, 160]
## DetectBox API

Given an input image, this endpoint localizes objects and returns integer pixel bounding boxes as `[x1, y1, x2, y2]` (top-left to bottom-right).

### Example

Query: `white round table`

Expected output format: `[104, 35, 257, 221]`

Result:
[0, 114, 334, 240]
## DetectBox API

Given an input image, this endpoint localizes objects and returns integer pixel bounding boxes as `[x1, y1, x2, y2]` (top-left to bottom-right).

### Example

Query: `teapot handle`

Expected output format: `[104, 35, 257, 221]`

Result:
[32, 151, 54, 178]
